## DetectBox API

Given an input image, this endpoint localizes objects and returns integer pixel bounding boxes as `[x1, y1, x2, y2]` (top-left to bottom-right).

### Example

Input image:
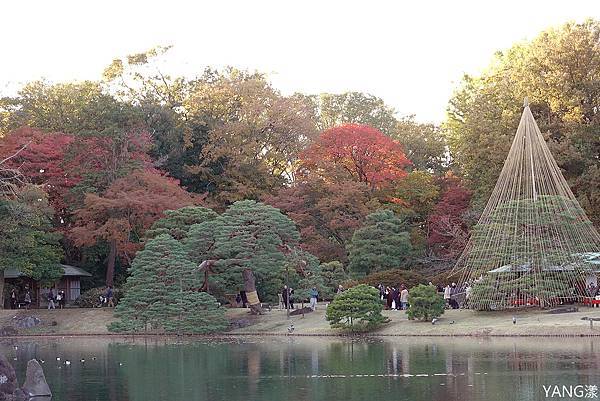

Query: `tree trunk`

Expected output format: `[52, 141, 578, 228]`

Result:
[0, 275, 4, 309]
[106, 240, 117, 287]
[242, 268, 263, 315]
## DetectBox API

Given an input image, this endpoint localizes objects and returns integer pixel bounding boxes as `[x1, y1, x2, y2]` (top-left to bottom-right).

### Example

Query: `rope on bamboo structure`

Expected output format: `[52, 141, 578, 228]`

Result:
[452, 99, 600, 311]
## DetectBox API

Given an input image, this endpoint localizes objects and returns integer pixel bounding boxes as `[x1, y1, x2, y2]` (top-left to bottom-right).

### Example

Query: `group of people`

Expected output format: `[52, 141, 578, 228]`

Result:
[46, 288, 66, 309]
[442, 282, 461, 309]
[9, 288, 32, 310]
[378, 284, 409, 310]
[281, 285, 322, 311]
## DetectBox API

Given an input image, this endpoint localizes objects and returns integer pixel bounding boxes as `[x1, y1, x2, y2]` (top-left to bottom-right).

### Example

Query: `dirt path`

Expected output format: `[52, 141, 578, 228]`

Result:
[2, 305, 600, 337]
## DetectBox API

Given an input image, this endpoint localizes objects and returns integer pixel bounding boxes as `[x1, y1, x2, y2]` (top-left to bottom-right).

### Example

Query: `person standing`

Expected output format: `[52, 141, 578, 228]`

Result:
[289, 288, 295, 310]
[56, 290, 63, 309]
[10, 289, 17, 310]
[309, 287, 318, 310]
[400, 286, 409, 310]
[443, 284, 452, 307]
[386, 287, 394, 310]
[392, 287, 400, 310]
[282, 285, 290, 310]
[24, 291, 31, 310]
[47, 289, 56, 310]
[337, 284, 344, 295]
[106, 286, 115, 307]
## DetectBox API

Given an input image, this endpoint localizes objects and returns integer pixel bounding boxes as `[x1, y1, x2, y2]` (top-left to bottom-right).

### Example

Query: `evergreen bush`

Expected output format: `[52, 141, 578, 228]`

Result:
[325, 284, 388, 332]
[406, 284, 445, 321]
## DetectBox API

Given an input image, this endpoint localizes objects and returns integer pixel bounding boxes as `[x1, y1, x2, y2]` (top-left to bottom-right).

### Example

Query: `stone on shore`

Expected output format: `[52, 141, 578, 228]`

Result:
[21, 359, 51, 398]
[0, 355, 18, 395]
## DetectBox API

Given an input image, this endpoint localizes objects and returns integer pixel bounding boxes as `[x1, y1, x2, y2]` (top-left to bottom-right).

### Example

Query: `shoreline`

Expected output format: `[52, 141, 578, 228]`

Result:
[3, 306, 600, 339]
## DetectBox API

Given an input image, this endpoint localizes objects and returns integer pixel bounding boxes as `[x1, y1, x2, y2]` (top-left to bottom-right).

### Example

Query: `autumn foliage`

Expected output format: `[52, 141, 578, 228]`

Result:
[300, 124, 411, 189]
[427, 176, 472, 259]
[70, 170, 196, 285]
[0, 127, 77, 219]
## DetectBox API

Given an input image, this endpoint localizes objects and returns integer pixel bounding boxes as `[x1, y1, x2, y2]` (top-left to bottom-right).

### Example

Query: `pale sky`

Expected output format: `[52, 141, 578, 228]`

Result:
[2, 0, 599, 123]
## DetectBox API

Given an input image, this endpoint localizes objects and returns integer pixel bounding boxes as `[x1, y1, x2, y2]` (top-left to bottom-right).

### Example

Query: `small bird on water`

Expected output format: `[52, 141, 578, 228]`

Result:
[431, 318, 438, 325]
[288, 323, 295, 333]
[512, 316, 517, 324]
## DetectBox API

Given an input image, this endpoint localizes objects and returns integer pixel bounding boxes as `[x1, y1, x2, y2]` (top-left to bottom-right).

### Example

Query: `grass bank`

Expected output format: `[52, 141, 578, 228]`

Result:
[2, 304, 600, 337]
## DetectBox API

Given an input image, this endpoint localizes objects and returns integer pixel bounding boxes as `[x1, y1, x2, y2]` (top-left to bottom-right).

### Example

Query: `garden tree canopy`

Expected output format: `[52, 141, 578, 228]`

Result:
[0, 80, 141, 135]
[265, 176, 378, 263]
[445, 20, 600, 223]
[300, 124, 411, 190]
[145, 206, 218, 241]
[347, 210, 413, 276]
[0, 186, 63, 301]
[427, 175, 472, 260]
[325, 284, 388, 332]
[392, 117, 448, 174]
[305, 92, 398, 135]
[71, 170, 196, 286]
[452, 102, 600, 310]
[109, 234, 229, 334]
[184, 200, 307, 301]
[0, 128, 76, 222]
[320, 261, 348, 293]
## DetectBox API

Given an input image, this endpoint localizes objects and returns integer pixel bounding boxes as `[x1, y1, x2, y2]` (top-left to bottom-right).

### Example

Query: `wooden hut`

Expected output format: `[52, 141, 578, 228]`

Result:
[4, 264, 92, 308]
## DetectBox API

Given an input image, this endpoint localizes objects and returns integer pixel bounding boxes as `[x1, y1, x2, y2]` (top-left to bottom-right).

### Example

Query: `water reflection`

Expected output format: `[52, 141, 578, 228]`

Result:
[0, 337, 599, 401]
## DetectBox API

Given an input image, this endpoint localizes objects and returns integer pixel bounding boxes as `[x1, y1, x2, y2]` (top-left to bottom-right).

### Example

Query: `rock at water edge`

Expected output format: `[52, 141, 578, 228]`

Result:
[21, 359, 51, 397]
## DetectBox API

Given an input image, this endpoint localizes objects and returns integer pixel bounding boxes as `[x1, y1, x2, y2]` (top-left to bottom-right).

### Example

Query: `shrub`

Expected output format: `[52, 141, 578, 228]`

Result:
[407, 284, 445, 321]
[75, 287, 124, 308]
[359, 269, 427, 289]
[326, 284, 389, 332]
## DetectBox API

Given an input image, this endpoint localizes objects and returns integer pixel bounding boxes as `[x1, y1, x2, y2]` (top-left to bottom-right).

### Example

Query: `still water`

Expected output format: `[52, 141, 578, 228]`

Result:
[2, 336, 600, 401]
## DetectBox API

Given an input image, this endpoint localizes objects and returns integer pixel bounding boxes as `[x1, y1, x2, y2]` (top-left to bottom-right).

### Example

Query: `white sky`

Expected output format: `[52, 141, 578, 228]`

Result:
[2, 0, 599, 123]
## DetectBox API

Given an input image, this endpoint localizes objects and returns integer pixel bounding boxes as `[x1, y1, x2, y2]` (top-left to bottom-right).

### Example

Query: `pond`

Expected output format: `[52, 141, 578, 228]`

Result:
[2, 336, 600, 401]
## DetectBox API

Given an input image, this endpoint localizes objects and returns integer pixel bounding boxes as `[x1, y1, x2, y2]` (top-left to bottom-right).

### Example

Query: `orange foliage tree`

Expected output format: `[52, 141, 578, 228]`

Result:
[299, 124, 411, 189]
[0, 127, 77, 221]
[70, 170, 196, 286]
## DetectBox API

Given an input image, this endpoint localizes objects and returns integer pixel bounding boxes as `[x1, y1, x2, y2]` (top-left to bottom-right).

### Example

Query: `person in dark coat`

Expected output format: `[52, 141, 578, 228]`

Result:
[282, 285, 290, 309]
[386, 287, 394, 309]
[393, 287, 401, 310]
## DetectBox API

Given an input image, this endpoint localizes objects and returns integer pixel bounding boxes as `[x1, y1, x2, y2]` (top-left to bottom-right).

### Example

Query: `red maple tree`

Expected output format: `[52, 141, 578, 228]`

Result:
[427, 175, 472, 259]
[70, 170, 197, 286]
[299, 124, 411, 189]
[265, 176, 376, 263]
[0, 127, 77, 221]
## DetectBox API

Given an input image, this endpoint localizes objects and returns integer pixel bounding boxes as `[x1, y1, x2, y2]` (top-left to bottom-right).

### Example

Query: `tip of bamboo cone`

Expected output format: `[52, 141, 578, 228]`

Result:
[523, 97, 529, 107]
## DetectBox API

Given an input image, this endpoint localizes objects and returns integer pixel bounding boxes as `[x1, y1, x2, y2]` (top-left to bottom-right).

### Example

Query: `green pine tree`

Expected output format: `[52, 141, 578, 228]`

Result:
[185, 200, 305, 301]
[145, 206, 218, 241]
[347, 210, 413, 275]
[109, 234, 228, 333]
[325, 284, 388, 332]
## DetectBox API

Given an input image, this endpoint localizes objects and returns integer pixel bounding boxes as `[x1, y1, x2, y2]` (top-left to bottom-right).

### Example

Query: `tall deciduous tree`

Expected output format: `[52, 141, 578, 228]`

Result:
[0, 80, 141, 135]
[392, 117, 448, 174]
[300, 124, 411, 189]
[427, 176, 472, 260]
[305, 92, 398, 135]
[0, 186, 63, 304]
[71, 170, 195, 286]
[347, 210, 413, 275]
[0, 127, 76, 223]
[446, 20, 600, 222]
[265, 176, 378, 263]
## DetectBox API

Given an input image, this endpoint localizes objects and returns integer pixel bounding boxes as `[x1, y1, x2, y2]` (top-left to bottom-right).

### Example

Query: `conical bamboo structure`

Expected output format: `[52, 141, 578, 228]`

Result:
[452, 100, 600, 310]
